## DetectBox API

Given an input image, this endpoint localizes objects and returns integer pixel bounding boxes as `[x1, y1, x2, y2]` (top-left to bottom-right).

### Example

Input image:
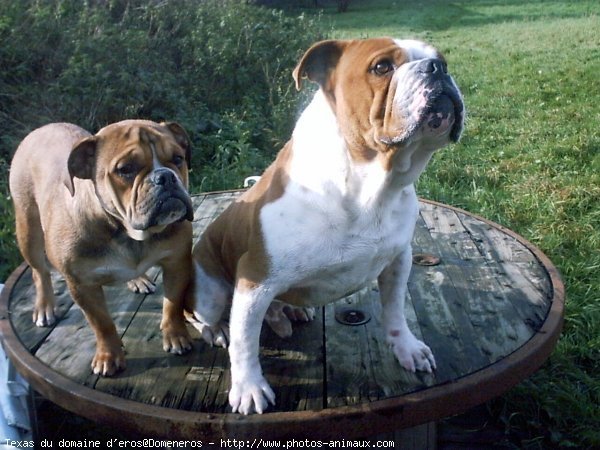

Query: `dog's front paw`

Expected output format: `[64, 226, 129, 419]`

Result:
[229, 373, 276, 415]
[162, 325, 193, 355]
[388, 329, 436, 373]
[92, 346, 126, 377]
[127, 275, 156, 294]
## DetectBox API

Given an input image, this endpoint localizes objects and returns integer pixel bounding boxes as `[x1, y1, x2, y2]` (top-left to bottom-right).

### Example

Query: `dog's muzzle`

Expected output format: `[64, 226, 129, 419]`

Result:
[132, 168, 194, 230]
[380, 58, 464, 146]
[416, 58, 464, 142]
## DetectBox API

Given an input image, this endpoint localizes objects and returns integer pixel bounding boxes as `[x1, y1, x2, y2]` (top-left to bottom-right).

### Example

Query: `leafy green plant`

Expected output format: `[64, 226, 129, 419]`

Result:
[0, 0, 322, 279]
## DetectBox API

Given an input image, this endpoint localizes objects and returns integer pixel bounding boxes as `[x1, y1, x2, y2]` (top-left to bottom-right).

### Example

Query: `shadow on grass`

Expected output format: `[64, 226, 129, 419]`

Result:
[313, 0, 593, 32]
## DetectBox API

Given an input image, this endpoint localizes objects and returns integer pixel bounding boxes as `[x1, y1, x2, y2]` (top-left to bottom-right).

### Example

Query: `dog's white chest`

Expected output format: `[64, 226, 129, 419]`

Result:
[260, 183, 418, 306]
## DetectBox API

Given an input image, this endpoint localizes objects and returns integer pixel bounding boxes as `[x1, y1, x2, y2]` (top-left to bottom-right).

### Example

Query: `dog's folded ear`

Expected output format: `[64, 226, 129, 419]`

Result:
[162, 122, 192, 169]
[293, 39, 346, 91]
[65, 137, 97, 196]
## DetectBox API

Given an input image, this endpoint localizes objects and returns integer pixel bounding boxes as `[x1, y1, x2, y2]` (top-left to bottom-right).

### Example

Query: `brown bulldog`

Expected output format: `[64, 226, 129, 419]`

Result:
[9, 120, 195, 376]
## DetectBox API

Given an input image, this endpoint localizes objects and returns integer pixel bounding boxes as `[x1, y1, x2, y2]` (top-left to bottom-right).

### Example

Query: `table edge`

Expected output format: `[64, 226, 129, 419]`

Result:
[0, 197, 565, 439]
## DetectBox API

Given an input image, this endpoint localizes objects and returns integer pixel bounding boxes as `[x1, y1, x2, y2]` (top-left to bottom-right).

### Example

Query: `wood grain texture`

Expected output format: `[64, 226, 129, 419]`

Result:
[1, 192, 561, 440]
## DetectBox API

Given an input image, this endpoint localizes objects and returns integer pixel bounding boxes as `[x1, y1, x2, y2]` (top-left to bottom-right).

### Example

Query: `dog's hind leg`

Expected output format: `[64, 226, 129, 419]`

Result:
[187, 260, 230, 348]
[264, 300, 315, 338]
[127, 273, 157, 294]
[13, 202, 57, 327]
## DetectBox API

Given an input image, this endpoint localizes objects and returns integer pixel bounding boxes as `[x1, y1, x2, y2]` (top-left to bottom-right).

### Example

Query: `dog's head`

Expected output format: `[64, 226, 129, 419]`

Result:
[294, 38, 464, 168]
[66, 120, 193, 240]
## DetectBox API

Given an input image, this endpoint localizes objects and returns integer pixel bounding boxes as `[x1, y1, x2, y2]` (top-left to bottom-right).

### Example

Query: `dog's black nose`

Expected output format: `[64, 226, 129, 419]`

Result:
[417, 58, 448, 76]
[150, 168, 177, 186]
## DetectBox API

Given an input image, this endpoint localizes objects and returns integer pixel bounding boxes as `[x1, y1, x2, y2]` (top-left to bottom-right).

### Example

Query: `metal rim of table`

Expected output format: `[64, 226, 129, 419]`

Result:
[0, 198, 565, 439]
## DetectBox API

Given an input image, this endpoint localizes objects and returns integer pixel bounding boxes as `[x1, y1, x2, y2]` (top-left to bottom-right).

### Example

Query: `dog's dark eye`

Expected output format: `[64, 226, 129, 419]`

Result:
[372, 60, 394, 76]
[172, 155, 185, 167]
[116, 162, 138, 179]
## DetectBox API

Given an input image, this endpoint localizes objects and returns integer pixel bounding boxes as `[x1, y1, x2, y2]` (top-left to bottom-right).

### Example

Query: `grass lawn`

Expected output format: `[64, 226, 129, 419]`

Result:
[312, 0, 599, 447]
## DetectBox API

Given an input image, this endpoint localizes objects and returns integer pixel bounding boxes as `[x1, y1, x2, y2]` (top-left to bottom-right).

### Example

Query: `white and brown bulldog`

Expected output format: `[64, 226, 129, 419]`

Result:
[189, 38, 465, 414]
[10, 120, 195, 376]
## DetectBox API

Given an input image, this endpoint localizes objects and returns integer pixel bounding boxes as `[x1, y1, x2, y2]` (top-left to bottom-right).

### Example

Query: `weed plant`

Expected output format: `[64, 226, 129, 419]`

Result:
[0, 0, 321, 278]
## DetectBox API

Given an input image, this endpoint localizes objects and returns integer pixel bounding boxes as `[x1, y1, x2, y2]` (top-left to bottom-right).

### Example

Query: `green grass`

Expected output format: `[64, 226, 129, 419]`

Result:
[316, 0, 599, 447]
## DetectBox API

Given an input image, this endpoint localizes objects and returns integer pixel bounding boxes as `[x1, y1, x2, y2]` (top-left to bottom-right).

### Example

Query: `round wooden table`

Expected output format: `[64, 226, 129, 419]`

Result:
[0, 191, 564, 442]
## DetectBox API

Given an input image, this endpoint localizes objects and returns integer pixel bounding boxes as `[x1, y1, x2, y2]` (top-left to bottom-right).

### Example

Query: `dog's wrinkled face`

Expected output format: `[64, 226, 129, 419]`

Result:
[378, 39, 464, 146]
[293, 38, 464, 161]
[67, 120, 193, 240]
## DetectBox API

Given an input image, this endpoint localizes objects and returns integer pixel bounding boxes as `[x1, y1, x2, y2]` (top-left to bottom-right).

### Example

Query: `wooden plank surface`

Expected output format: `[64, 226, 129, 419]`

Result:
[4, 191, 556, 425]
[325, 287, 434, 408]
